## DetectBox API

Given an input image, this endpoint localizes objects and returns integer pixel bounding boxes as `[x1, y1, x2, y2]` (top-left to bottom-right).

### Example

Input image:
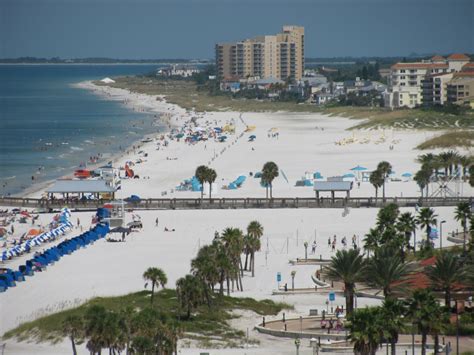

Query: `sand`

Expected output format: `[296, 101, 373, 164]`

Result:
[1, 81, 472, 354]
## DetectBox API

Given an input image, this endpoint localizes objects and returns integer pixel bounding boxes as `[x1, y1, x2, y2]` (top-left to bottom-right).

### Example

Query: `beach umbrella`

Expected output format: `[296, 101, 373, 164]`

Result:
[343, 173, 355, 178]
[249, 135, 256, 139]
[401, 172, 412, 177]
[350, 165, 367, 171]
[175, 133, 184, 138]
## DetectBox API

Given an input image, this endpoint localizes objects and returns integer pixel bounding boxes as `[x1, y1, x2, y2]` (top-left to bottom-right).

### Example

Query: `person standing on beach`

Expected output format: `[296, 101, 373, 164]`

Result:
[155, 217, 159, 227]
[77, 218, 80, 229]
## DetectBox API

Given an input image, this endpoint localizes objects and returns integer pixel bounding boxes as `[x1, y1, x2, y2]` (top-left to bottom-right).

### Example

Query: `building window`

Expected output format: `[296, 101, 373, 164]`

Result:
[401, 76, 406, 79]
[400, 70, 406, 73]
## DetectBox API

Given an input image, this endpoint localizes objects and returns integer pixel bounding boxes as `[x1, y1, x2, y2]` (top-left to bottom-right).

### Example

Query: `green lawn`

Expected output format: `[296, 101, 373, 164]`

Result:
[3, 289, 292, 347]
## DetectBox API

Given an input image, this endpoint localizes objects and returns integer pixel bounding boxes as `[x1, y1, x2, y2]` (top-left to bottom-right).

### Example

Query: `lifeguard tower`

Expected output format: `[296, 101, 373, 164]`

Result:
[102, 200, 125, 228]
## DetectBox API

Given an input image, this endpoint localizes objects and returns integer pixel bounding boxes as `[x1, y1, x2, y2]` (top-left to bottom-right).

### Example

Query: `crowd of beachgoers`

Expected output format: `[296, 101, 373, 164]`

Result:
[1, 80, 473, 354]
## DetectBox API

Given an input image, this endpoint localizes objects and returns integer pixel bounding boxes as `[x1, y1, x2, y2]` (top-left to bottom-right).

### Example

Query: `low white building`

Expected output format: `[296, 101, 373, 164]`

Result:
[157, 64, 200, 78]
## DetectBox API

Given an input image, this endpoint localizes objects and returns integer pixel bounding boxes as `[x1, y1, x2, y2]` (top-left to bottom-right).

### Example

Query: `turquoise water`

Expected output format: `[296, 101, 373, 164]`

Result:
[0, 64, 162, 196]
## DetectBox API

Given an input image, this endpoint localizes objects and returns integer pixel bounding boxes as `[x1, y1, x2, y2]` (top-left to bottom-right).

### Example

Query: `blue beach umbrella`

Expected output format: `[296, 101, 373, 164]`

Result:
[402, 172, 412, 177]
[350, 165, 367, 171]
[343, 173, 355, 178]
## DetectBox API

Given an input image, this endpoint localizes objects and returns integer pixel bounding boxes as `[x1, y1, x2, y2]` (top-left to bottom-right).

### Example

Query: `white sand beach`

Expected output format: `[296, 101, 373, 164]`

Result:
[1, 81, 472, 354]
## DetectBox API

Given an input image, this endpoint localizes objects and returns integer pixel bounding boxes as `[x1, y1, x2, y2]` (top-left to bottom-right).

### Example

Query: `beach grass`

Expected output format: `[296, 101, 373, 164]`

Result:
[3, 289, 292, 346]
[94, 76, 474, 131]
[416, 130, 474, 150]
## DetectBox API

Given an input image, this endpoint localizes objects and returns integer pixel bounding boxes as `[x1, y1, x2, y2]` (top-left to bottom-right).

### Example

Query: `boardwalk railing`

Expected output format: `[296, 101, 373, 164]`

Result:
[0, 196, 471, 211]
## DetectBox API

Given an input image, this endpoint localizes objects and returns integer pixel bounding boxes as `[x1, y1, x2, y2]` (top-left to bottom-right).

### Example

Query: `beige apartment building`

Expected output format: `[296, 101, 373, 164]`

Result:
[447, 72, 474, 107]
[384, 53, 471, 108]
[216, 26, 305, 82]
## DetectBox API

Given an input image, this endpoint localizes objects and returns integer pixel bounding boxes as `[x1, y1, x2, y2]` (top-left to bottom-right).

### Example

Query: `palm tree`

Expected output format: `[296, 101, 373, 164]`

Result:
[221, 227, 245, 293]
[377, 161, 392, 201]
[363, 228, 381, 258]
[454, 201, 472, 252]
[369, 170, 383, 201]
[143, 267, 167, 305]
[397, 212, 416, 254]
[262, 161, 279, 198]
[84, 305, 108, 354]
[191, 244, 219, 306]
[62, 315, 84, 355]
[195, 165, 208, 199]
[416, 207, 438, 250]
[323, 249, 367, 315]
[426, 251, 466, 307]
[469, 165, 474, 187]
[290, 270, 296, 290]
[376, 203, 399, 231]
[348, 307, 384, 355]
[380, 298, 406, 355]
[416, 153, 436, 168]
[365, 246, 409, 298]
[458, 155, 471, 181]
[247, 221, 263, 277]
[405, 289, 447, 355]
[206, 168, 217, 200]
[176, 274, 205, 319]
[414, 167, 431, 197]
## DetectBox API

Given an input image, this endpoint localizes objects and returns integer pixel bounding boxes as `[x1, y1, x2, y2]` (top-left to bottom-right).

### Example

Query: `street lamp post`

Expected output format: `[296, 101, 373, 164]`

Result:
[455, 301, 460, 355]
[439, 220, 446, 250]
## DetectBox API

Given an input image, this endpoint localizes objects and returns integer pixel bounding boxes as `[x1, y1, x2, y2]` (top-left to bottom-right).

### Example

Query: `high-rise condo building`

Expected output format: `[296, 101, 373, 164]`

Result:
[215, 26, 305, 82]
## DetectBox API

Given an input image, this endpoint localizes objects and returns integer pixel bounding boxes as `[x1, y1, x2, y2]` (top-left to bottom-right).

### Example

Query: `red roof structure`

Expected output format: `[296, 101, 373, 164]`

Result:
[447, 53, 470, 61]
[391, 63, 448, 70]
[461, 62, 474, 72]
[431, 55, 445, 61]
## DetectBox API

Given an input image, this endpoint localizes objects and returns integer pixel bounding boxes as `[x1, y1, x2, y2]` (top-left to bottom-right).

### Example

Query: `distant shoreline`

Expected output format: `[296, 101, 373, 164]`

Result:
[0, 62, 205, 66]
[19, 80, 178, 199]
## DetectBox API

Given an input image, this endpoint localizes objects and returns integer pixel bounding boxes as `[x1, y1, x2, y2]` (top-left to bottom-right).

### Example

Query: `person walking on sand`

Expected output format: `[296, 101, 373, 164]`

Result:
[77, 218, 80, 229]
[155, 217, 159, 227]
[327, 237, 331, 247]
[311, 241, 317, 254]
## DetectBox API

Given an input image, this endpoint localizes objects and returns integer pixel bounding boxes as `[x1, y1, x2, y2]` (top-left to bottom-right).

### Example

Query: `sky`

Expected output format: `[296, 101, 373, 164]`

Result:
[1, 0, 473, 59]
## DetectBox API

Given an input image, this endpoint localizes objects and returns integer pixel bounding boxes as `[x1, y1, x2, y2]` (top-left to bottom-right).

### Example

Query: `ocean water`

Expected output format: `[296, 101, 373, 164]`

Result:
[0, 64, 163, 196]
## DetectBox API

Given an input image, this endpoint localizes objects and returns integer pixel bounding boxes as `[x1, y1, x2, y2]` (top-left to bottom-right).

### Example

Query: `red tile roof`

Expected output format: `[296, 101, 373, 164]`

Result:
[453, 71, 474, 78]
[447, 53, 470, 61]
[431, 55, 445, 61]
[391, 63, 448, 70]
[462, 63, 474, 71]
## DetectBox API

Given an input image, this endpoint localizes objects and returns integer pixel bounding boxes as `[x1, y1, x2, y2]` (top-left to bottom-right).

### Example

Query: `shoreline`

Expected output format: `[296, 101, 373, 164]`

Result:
[20, 80, 181, 199]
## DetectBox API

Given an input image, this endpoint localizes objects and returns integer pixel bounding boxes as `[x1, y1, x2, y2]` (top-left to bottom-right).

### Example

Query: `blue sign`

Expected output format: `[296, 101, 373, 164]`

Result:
[329, 292, 336, 302]
[277, 272, 281, 282]
[429, 228, 438, 240]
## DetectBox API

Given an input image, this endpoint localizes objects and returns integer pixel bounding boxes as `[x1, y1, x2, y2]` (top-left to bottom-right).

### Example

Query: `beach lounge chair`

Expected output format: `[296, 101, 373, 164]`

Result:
[12, 270, 25, 282]
[0, 274, 15, 287]
[19, 264, 34, 276]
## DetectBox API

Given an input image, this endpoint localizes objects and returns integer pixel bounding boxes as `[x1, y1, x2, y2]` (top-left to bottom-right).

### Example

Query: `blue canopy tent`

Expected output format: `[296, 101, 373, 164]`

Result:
[350, 165, 367, 180]
[350, 165, 367, 171]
